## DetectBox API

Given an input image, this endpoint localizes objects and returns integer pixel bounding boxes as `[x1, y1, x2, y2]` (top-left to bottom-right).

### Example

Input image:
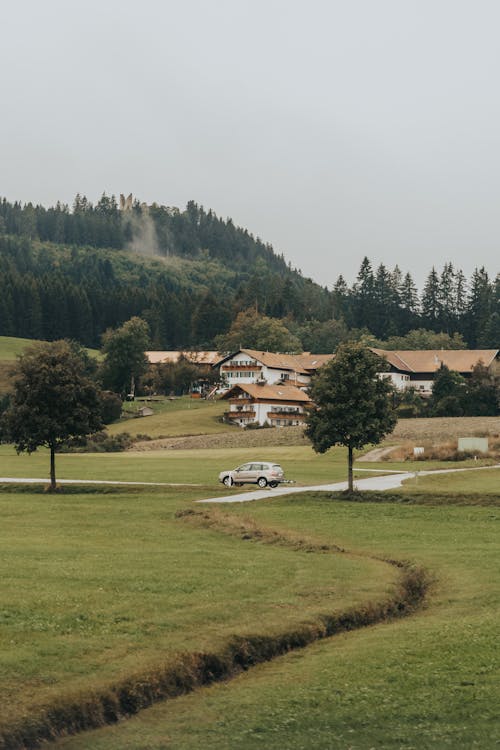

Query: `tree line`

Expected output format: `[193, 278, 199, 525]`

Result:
[0, 195, 498, 351]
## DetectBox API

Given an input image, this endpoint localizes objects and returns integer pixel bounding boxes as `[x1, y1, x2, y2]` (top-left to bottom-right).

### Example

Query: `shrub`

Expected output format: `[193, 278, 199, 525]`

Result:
[59, 431, 133, 453]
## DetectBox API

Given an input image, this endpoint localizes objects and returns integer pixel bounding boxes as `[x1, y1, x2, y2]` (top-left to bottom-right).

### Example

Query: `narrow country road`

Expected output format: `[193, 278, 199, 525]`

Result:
[198, 464, 500, 503]
[0, 464, 497, 499]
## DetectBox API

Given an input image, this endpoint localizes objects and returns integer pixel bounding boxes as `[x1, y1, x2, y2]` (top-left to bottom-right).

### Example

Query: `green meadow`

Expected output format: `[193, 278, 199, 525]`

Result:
[53, 491, 500, 750]
[0, 485, 395, 741]
[0, 443, 494, 487]
[108, 396, 228, 438]
[0, 435, 499, 748]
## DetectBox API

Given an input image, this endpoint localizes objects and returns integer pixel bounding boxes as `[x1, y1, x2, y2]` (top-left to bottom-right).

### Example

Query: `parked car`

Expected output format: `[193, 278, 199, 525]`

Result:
[218, 461, 285, 489]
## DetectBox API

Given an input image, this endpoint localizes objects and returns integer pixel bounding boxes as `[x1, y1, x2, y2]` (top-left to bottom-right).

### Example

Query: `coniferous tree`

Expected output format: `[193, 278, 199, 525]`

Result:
[421, 267, 441, 330]
[439, 262, 456, 333]
[465, 267, 492, 347]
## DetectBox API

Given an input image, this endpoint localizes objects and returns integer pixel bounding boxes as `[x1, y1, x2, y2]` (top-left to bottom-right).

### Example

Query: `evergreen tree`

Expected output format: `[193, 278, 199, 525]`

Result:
[439, 262, 456, 333]
[465, 267, 492, 347]
[421, 267, 441, 329]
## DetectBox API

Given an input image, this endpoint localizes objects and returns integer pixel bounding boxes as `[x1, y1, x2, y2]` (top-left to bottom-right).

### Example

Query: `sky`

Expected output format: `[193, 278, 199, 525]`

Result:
[1, 0, 500, 288]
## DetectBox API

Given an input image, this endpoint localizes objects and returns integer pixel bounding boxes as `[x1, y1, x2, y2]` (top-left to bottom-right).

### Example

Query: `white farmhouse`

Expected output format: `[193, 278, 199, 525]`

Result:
[371, 348, 499, 395]
[220, 382, 312, 427]
[216, 349, 333, 390]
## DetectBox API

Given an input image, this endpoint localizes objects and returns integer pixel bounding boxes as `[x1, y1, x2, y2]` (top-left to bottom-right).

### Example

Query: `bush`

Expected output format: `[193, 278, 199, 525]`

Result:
[59, 431, 133, 453]
[99, 390, 123, 424]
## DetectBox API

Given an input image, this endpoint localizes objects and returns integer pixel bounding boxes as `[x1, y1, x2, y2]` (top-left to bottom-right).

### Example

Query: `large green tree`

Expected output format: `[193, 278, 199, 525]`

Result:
[0, 341, 103, 490]
[100, 317, 150, 397]
[214, 308, 301, 353]
[305, 344, 397, 493]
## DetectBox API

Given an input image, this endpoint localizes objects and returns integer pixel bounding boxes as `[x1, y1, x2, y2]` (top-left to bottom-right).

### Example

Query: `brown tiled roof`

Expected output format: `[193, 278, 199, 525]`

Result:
[217, 349, 333, 374]
[371, 348, 499, 374]
[146, 351, 220, 365]
[239, 349, 310, 374]
[221, 383, 312, 403]
[294, 353, 334, 370]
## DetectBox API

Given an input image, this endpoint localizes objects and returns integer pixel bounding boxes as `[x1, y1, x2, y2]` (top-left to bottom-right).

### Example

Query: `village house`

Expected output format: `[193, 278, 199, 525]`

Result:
[371, 348, 500, 395]
[146, 351, 220, 367]
[220, 382, 312, 427]
[216, 349, 334, 391]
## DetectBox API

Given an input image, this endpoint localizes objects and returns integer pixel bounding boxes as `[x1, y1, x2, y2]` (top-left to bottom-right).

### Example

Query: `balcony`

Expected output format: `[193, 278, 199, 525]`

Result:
[221, 364, 262, 372]
[267, 411, 305, 422]
[225, 410, 256, 420]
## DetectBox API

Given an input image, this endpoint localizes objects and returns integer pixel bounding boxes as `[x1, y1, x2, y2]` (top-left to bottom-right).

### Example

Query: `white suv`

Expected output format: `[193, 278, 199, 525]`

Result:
[219, 462, 285, 489]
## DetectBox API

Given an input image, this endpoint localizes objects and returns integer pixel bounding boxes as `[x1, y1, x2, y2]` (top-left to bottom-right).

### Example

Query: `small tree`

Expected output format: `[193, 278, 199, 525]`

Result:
[1, 341, 103, 491]
[100, 317, 150, 397]
[305, 343, 397, 493]
[429, 365, 466, 416]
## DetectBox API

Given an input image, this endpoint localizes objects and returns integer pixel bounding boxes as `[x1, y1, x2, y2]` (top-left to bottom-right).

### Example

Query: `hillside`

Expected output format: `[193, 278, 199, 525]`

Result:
[0, 197, 333, 349]
[0, 195, 498, 351]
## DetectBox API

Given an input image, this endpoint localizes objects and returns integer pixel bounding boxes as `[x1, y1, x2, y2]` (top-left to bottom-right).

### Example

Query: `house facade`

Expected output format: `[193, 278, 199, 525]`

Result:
[371, 348, 500, 395]
[146, 351, 220, 366]
[216, 349, 333, 391]
[220, 382, 312, 427]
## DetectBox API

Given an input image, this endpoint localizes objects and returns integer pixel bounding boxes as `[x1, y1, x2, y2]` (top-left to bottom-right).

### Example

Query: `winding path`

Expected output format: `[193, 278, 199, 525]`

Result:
[0, 463, 497, 498]
[198, 464, 500, 503]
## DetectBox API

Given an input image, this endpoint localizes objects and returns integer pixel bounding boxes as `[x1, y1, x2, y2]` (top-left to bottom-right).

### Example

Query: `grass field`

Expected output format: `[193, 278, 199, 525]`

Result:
[0, 486, 396, 742]
[53, 493, 500, 750]
[108, 396, 229, 438]
[0, 443, 495, 488]
[1, 410, 500, 748]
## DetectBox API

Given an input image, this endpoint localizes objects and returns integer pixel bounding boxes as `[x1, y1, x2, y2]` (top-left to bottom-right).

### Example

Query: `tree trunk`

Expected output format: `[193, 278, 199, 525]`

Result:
[49, 443, 57, 491]
[348, 444, 353, 494]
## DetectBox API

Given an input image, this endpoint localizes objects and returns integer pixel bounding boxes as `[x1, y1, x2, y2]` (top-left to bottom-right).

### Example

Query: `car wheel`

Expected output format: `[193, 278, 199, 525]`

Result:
[257, 477, 268, 488]
[223, 475, 233, 487]
[268, 481, 278, 488]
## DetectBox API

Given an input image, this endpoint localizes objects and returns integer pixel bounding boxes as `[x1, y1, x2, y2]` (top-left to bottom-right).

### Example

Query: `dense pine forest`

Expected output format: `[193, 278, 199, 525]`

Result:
[0, 194, 498, 351]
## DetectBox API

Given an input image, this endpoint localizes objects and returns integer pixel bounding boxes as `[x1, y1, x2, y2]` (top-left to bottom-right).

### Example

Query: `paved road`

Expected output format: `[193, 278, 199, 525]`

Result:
[0, 478, 199, 487]
[198, 464, 500, 503]
[0, 464, 497, 500]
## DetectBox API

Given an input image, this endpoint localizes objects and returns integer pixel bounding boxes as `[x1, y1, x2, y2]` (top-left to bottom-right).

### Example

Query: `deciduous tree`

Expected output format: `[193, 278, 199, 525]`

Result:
[306, 343, 397, 493]
[100, 317, 150, 397]
[0, 341, 103, 490]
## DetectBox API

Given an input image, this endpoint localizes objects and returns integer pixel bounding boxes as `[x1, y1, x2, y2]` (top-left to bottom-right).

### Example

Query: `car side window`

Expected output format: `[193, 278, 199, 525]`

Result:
[237, 464, 250, 471]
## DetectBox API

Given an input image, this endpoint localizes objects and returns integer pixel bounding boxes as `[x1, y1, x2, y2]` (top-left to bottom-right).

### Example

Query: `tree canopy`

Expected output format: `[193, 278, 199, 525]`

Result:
[100, 317, 150, 397]
[0, 340, 103, 490]
[214, 308, 302, 353]
[305, 344, 397, 492]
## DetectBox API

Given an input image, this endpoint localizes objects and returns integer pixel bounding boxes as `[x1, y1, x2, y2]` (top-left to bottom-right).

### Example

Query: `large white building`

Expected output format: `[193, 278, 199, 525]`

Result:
[220, 382, 312, 427]
[371, 348, 499, 395]
[216, 349, 333, 390]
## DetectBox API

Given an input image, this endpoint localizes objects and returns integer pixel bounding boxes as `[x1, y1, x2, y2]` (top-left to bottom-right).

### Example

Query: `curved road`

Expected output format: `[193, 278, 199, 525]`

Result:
[0, 464, 497, 499]
[198, 464, 500, 503]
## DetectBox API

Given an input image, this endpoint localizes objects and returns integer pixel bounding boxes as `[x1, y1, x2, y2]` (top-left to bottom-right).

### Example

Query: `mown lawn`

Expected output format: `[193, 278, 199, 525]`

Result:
[0, 487, 394, 737]
[0, 443, 494, 488]
[55, 493, 500, 750]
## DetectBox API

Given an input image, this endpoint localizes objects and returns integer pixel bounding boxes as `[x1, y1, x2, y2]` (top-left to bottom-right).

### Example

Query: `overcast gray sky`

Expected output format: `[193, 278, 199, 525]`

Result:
[2, 0, 500, 287]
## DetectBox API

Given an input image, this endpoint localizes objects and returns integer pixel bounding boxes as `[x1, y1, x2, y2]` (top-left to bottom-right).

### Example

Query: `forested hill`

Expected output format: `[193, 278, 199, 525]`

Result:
[0, 195, 332, 349]
[0, 194, 498, 351]
[0, 196, 289, 271]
